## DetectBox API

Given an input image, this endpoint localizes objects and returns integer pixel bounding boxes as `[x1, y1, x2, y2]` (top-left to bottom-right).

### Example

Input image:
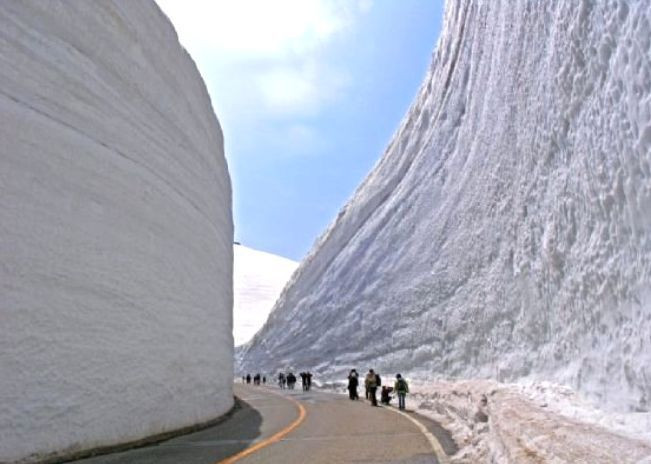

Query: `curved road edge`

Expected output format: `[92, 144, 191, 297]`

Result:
[55, 400, 240, 464]
[384, 407, 451, 464]
[227, 385, 458, 463]
[216, 389, 306, 464]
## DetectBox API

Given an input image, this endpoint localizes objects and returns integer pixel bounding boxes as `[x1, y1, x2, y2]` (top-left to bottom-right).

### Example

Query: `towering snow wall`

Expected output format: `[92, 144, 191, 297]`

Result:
[239, 0, 651, 412]
[0, 2, 233, 462]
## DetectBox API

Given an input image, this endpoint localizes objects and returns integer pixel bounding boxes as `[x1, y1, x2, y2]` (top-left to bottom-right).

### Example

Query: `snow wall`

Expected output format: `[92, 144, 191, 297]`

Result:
[233, 245, 298, 346]
[238, 0, 651, 413]
[0, 2, 233, 462]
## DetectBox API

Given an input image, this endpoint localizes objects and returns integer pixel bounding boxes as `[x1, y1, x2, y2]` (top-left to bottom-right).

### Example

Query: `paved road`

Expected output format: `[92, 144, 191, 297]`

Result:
[77, 384, 456, 464]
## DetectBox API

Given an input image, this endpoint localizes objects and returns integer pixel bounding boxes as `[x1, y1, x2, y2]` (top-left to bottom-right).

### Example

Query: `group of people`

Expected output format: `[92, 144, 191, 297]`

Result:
[277, 371, 313, 390]
[348, 369, 409, 410]
[242, 373, 266, 385]
[277, 372, 294, 389]
[244, 368, 409, 411]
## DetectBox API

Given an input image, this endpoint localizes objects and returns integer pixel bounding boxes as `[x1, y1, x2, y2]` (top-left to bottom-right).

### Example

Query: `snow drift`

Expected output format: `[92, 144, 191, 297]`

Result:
[233, 245, 298, 346]
[238, 0, 651, 416]
[0, 2, 233, 462]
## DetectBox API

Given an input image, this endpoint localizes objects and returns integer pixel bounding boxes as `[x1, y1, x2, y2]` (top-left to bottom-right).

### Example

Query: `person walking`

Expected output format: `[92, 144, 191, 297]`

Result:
[394, 374, 409, 410]
[365, 369, 378, 406]
[347, 369, 359, 400]
[306, 371, 313, 391]
[365, 373, 370, 400]
[246, 374, 251, 384]
[287, 372, 296, 389]
[278, 372, 286, 389]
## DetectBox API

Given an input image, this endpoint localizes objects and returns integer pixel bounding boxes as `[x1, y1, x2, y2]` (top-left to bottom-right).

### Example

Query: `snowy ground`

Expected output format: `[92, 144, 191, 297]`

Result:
[233, 244, 298, 346]
[411, 379, 651, 464]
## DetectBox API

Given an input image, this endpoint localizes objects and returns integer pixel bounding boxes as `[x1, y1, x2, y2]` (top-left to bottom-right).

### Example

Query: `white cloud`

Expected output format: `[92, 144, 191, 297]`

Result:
[157, 0, 350, 58]
[359, 0, 374, 14]
[156, 0, 372, 153]
[259, 67, 316, 113]
[256, 62, 350, 115]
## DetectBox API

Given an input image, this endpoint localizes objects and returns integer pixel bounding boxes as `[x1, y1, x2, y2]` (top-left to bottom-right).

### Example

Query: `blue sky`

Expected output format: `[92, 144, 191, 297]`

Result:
[156, 0, 444, 260]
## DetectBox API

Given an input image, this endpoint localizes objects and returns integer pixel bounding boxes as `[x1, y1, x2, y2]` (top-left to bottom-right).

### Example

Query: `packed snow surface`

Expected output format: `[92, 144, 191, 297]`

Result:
[410, 380, 651, 463]
[0, 2, 233, 462]
[238, 0, 651, 421]
[233, 244, 298, 346]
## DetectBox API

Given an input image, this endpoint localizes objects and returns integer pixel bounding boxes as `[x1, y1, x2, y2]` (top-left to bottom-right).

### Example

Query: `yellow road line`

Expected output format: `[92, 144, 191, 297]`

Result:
[215, 390, 307, 464]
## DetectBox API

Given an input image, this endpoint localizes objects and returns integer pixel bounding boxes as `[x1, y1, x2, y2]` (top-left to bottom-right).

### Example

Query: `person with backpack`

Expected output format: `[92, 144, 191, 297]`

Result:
[394, 374, 409, 410]
[365, 369, 378, 406]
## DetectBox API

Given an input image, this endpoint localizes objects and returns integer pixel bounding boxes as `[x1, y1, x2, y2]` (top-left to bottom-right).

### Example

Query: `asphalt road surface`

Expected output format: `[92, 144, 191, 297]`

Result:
[77, 384, 457, 464]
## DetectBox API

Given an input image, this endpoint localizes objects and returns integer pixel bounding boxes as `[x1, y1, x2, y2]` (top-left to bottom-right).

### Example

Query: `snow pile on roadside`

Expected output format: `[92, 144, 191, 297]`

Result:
[234, 244, 298, 346]
[409, 379, 651, 463]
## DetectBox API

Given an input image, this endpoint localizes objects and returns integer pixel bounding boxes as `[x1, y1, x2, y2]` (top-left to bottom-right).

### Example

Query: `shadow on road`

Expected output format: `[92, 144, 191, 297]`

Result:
[73, 397, 263, 464]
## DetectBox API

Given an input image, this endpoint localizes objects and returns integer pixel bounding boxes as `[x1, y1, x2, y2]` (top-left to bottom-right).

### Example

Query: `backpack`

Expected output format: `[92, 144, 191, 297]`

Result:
[376, 374, 381, 386]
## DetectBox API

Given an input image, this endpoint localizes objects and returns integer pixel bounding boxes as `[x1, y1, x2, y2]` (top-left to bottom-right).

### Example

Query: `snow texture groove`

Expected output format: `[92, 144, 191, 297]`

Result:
[0, 2, 233, 462]
[238, 0, 651, 414]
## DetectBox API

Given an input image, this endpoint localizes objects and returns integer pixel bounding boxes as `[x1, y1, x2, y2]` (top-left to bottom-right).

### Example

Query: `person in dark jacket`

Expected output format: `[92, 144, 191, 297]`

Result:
[380, 386, 393, 405]
[347, 369, 359, 400]
[286, 372, 296, 389]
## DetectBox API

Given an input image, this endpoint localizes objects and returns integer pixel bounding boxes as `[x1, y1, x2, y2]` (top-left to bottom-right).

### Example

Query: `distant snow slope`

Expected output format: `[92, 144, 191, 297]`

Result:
[0, 2, 232, 462]
[238, 0, 651, 414]
[234, 245, 298, 346]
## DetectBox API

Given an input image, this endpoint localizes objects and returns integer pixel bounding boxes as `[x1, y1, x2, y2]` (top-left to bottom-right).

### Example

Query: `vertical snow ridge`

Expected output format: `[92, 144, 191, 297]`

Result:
[0, 2, 233, 462]
[239, 0, 651, 413]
